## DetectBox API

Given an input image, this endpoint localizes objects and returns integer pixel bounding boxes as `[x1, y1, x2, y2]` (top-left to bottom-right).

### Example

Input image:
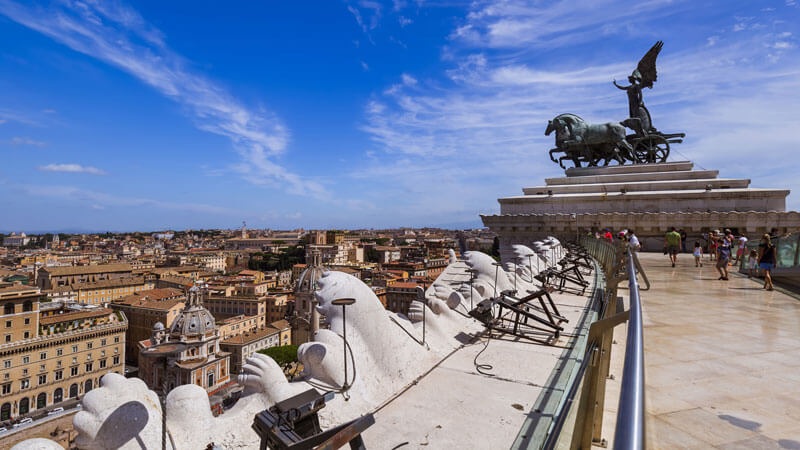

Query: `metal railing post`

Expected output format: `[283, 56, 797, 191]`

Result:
[613, 249, 646, 449]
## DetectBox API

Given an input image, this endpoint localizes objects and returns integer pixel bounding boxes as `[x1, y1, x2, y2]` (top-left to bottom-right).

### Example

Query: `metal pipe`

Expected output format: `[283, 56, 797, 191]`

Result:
[613, 248, 646, 449]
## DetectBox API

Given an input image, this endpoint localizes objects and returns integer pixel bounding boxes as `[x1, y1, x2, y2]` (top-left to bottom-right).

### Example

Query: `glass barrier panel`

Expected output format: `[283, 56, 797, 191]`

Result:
[776, 234, 799, 268]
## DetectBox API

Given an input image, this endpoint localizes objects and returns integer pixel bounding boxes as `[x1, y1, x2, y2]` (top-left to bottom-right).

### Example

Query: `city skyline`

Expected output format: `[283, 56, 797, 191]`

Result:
[1, 0, 799, 232]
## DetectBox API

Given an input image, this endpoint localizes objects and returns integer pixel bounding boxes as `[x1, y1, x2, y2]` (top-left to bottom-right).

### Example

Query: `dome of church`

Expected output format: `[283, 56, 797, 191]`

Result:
[295, 249, 325, 295]
[170, 286, 216, 336]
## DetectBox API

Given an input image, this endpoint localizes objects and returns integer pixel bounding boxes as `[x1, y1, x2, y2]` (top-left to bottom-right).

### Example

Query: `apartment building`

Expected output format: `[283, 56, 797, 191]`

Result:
[70, 276, 155, 305]
[110, 288, 185, 364]
[204, 294, 266, 324]
[37, 263, 133, 290]
[385, 282, 421, 316]
[219, 320, 291, 375]
[0, 286, 127, 422]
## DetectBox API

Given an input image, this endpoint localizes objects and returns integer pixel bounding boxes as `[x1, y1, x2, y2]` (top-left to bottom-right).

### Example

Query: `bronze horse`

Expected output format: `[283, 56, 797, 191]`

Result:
[545, 113, 633, 168]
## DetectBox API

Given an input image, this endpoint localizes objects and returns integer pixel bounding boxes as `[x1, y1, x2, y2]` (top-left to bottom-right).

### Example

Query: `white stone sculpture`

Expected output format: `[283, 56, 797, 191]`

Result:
[16, 270, 485, 449]
[461, 250, 516, 299]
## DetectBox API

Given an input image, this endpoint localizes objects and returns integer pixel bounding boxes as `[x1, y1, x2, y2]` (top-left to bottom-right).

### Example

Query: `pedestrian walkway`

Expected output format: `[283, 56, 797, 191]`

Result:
[633, 252, 800, 448]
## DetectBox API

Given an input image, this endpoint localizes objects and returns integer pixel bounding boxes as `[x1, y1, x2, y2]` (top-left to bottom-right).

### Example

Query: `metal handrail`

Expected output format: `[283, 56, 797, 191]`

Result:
[613, 248, 646, 449]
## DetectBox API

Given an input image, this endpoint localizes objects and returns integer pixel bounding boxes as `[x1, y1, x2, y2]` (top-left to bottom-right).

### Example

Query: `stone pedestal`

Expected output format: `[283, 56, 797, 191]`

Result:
[482, 161, 800, 251]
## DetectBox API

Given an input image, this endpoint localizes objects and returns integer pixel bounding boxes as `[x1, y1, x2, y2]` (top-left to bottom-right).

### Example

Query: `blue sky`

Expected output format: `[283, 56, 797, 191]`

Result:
[1, 0, 799, 232]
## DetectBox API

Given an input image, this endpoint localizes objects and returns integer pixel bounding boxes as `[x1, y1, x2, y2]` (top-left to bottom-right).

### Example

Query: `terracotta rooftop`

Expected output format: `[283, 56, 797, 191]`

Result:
[221, 325, 280, 345]
[389, 282, 421, 289]
[270, 319, 290, 330]
[40, 308, 113, 326]
[39, 263, 132, 276]
[71, 276, 147, 291]
[113, 288, 185, 309]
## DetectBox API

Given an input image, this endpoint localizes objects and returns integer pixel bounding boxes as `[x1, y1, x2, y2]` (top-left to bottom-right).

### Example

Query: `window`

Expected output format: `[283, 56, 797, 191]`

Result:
[4, 321, 10, 328]
[3, 335, 9, 343]
[55, 370, 63, 381]
[40, 364, 45, 372]
[38, 374, 46, 385]
[87, 353, 92, 360]
[20, 379, 30, 390]
[70, 367, 78, 377]
[101, 339, 107, 346]
[85, 362, 93, 372]
[24, 318, 30, 325]
[22, 300, 32, 312]
[113, 356, 120, 365]
[23, 331, 29, 339]
[114, 336, 120, 343]
[72, 345, 78, 353]
[99, 359, 106, 369]
[100, 350, 105, 357]
[3, 304, 12, 315]
[22, 369, 28, 376]
[40, 352, 47, 360]
[22, 356, 29, 364]
[2, 360, 9, 369]
[56, 360, 62, 368]
[56, 349, 63, 356]
[86, 342, 93, 349]
[1, 383, 10, 395]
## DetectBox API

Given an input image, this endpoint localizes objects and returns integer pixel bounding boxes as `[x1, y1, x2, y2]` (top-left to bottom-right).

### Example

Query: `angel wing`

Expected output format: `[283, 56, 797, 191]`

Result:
[635, 41, 663, 88]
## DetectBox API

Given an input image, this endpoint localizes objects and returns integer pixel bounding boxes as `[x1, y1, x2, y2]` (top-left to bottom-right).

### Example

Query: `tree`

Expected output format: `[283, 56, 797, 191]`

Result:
[258, 345, 299, 376]
[365, 247, 380, 263]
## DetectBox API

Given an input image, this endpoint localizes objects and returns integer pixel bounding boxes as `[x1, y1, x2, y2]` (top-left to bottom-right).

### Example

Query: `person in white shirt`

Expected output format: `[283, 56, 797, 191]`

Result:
[735, 235, 748, 264]
[627, 230, 641, 252]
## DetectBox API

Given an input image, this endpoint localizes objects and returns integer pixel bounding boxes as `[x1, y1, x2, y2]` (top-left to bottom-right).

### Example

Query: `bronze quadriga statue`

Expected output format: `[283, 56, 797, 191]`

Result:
[547, 41, 686, 169]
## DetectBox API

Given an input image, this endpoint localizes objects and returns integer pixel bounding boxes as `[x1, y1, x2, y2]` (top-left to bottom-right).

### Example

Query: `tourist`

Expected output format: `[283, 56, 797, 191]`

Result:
[708, 231, 718, 262]
[734, 234, 748, 264]
[723, 229, 735, 266]
[716, 234, 732, 280]
[758, 234, 776, 291]
[664, 227, 681, 267]
[602, 228, 613, 243]
[627, 230, 641, 252]
[679, 229, 688, 253]
[693, 242, 703, 267]
[747, 249, 759, 278]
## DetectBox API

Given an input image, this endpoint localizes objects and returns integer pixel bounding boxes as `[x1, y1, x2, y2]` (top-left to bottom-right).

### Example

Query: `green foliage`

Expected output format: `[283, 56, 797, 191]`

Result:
[248, 245, 305, 271]
[361, 237, 390, 246]
[257, 345, 298, 369]
[364, 247, 379, 263]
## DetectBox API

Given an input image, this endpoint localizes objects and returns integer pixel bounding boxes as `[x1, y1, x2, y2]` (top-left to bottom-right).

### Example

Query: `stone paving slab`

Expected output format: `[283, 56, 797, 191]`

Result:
[601, 252, 800, 449]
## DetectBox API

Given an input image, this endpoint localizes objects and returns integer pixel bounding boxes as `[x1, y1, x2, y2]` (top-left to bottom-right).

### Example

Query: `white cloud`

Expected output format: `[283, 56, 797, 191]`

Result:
[401, 73, 417, 85]
[451, 0, 688, 49]
[361, 60, 370, 71]
[0, 0, 325, 197]
[38, 164, 107, 175]
[8, 136, 46, 147]
[21, 184, 236, 215]
[358, 0, 800, 218]
[347, 1, 382, 35]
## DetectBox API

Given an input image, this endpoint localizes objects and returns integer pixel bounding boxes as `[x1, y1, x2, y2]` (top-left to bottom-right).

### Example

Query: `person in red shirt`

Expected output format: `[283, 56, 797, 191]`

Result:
[602, 229, 613, 242]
